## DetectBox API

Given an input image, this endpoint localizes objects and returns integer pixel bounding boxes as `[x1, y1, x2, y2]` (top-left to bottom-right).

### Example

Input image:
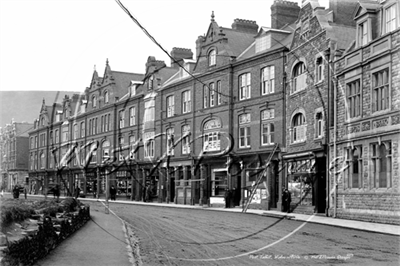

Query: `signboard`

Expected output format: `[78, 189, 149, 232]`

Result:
[210, 197, 225, 204]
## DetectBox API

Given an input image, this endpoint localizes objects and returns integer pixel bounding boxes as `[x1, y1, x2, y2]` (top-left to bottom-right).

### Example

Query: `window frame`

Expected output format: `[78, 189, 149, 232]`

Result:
[372, 66, 390, 113]
[182, 90, 191, 113]
[291, 113, 307, 144]
[182, 125, 191, 155]
[238, 113, 251, 148]
[291, 62, 307, 94]
[239, 73, 251, 100]
[346, 78, 361, 119]
[166, 95, 175, 117]
[261, 66, 275, 95]
[129, 107, 136, 126]
[208, 49, 216, 66]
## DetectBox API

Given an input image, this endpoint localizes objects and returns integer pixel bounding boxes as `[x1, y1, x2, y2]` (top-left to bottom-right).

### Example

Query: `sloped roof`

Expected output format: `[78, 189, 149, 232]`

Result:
[218, 27, 257, 57]
[110, 71, 145, 98]
[15, 123, 34, 137]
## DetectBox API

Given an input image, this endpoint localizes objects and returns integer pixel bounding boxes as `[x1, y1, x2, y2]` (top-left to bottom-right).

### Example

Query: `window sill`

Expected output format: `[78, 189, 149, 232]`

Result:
[290, 141, 306, 147]
[260, 143, 275, 148]
[238, 147, 251, 151]
[289, 89, 306, 97]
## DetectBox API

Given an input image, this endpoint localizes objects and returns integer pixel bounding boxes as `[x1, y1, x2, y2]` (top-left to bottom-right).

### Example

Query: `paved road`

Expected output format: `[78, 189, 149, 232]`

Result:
[87, 202, 400, 266]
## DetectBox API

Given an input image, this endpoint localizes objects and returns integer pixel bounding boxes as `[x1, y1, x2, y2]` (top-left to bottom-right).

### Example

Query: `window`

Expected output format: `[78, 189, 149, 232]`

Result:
[358, 21, 368, 47]
[92, 95, 97, 108]
[41, 117, 45, 126]
[118, 137, 125, 161]
[182, 90, 191, 113]
[291, 62, 306, 93]
[30, 137, 34, 149]
[239, 73, 251, 100]
[119, 110, 125, 128]
[74, 124, 78, 140]
[315, 112, 324, 138]
[166, 128, 174, 156]
[204, 132, 220, 151]
[167, 96, 175, 117]
[34, 136, 38, 148]
[261, 109, 275, 120]
[130, 84, 136, 96]
[262, 123, 274, 145]
[346, 79, 361, 118]
[129, 135, 136, 160]
[301, 18, 310, 38]
[291, 113, 306, 143]
[239, 114, 251, 148]
[316, 57, 324, 82]
[80, 122, 85, 138]
[209, 83, 215, 107]
[93, 118, 97, 135]
[49, 132, 53, 145]
[372, 68, 389, 112]
[208, 49, 216, 66]
[30, 153, 34, 170]
[40, 133, 46, 147]
[104, 91, 109, 104]
[371, 142, 392, 188]
[62, 126, 69, 142]
[217, 81, 222, 105]
[346, 147, 362, 189]
[144, 100, 155, 122]
[40, 152, 45, 169]
[148, 75, 154, 90]
[144, 132, 155, 158]
[203, 85, 209, 108]
[255, 35, 271, 53]
[129, 107, 136, 126]
[55, 129, 59, 144]
[261, 66, 275, 95]
[182, 125, 190, 155]
[385, 4, 397, 33]
[56, 112, 61, 122]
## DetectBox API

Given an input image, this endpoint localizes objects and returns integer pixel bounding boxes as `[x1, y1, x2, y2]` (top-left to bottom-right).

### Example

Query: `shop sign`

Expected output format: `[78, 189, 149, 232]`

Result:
[287, 158, 315, 175]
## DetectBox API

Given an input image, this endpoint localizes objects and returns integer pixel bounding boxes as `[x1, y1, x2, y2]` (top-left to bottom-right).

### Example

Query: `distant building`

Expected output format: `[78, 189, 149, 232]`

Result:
[332, 0, 400, 224]
[0, 120, 33, 191]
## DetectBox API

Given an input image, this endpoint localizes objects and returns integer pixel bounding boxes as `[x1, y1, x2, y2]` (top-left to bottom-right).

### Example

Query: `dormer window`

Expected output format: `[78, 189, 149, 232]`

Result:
[104, 91, 109, 104]
[148, 75, 154, 90]
[92, 95, 97, 108]
[255, 35, 271, 53]
[208, 49, 216, 66]
[358, 20, 369, 46]
[385, 3, 398, 34]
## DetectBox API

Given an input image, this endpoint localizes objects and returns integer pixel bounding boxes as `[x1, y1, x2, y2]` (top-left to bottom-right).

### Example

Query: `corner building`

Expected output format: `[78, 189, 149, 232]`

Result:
[332, 0, 400, 224]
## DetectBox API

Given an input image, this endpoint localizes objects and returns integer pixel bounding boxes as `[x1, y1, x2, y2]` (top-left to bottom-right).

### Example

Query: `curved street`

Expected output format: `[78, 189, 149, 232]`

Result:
[88, 202, 399, 266]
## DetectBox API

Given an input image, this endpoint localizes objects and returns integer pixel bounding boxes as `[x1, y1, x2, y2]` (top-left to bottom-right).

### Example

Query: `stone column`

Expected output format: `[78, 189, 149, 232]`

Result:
[130, 169, 135, 201]
[277, 160, 283, 211]
[241, 166, 246, 208]
[166, 167, 170, 204]
[200, 164, 205, 206]
[135, 165, 142, 201]
[266, 164, 271, 210]
[142, 168, 147, 202]
[158, 168, 164, 203]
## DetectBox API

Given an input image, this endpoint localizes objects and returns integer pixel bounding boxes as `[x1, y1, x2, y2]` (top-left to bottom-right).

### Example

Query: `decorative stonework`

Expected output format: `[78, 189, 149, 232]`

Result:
[391, 114, 400, 125]
[347, 124, 360, 134]
[362, 121, 371, 131]
[373, 117, 389, 129]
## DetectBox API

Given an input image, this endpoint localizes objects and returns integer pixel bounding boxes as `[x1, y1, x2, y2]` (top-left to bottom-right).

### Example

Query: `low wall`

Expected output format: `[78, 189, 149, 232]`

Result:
[0, 205, 90, 266]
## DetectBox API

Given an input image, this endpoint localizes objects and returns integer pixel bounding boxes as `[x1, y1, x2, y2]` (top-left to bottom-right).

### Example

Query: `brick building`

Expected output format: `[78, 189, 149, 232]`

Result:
[282, 0, 357, 215]
[0, 120, 33, 191]
[332, 0, 400, 224]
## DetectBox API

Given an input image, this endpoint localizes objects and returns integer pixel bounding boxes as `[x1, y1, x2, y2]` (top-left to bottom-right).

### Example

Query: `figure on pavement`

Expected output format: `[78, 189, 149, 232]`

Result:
[282, 188, 291, 213]
[75, 186, 81, 199]
[110, 185, 117, 201]
[13, 185, 20, 199]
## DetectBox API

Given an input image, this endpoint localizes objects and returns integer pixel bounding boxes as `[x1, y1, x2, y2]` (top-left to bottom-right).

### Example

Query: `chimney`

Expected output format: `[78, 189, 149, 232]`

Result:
[145, 56, 166, 73]
[196, 35, 205, 60]
[270, 0, 300, 29]
[231, 19, 259, 34]
[170, 47, 193, 68]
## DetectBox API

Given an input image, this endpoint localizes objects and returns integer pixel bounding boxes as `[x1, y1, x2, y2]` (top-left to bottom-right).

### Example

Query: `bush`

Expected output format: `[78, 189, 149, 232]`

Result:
[0, 199, 35, 228]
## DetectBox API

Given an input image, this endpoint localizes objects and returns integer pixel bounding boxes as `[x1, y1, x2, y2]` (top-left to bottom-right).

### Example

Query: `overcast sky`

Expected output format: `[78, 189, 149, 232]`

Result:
[0, 0, 330, 93]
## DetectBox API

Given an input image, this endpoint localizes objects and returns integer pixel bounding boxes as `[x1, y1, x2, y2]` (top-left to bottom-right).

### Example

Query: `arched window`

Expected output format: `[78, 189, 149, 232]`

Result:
[291, 113, 306, 143]
[92, 95, 97, 108]
[208, 49, 216, 66]
[291, 62, 306, 93]
[104, 91, 109, 104]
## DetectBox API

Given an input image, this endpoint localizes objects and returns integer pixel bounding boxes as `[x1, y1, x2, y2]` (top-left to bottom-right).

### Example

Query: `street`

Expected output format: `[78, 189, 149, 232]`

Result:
[88, 202, 399, 266]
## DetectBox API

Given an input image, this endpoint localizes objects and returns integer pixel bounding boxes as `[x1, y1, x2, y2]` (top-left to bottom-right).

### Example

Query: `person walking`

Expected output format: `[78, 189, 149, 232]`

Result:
[13, 185, 20, 199]
[110, 185, 117, 201]
[75, 186, 81, 199]
[282, 188, 291, 213]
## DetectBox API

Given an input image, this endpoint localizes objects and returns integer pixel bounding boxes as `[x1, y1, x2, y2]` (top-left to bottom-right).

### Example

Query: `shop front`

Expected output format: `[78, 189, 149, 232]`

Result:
[283, 153, 326, 214]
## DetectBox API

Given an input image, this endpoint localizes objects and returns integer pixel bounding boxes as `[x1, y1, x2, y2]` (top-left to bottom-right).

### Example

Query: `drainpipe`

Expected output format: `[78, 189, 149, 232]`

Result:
[325, 47, 331, 217]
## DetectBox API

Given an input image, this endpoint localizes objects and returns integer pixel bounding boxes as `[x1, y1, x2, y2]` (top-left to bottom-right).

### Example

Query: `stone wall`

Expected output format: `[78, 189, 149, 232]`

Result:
[0, 205, 90, 266]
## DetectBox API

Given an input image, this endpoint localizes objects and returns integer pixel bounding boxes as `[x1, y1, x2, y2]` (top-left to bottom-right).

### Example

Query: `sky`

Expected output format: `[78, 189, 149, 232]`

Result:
[0, 0, 330, 93]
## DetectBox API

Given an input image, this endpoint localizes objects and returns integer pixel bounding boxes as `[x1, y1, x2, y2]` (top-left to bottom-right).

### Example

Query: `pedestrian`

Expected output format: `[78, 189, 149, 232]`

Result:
[146, 185, 151, 202]
[23, 186, 27, 199]
[75, 186, 81, 199]
[110, 185, 117, 201]
[224, 188, 231, 208]
[13, 185, 20, 199]
[54, 184, 60, 202]
[142, 185, 147, 202]
[231, 187, 237, 208]
[282, 188, 291, 213]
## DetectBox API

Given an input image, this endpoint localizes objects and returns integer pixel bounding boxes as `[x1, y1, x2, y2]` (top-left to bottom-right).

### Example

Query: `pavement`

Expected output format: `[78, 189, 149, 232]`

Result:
[3, 193, 400, 266]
